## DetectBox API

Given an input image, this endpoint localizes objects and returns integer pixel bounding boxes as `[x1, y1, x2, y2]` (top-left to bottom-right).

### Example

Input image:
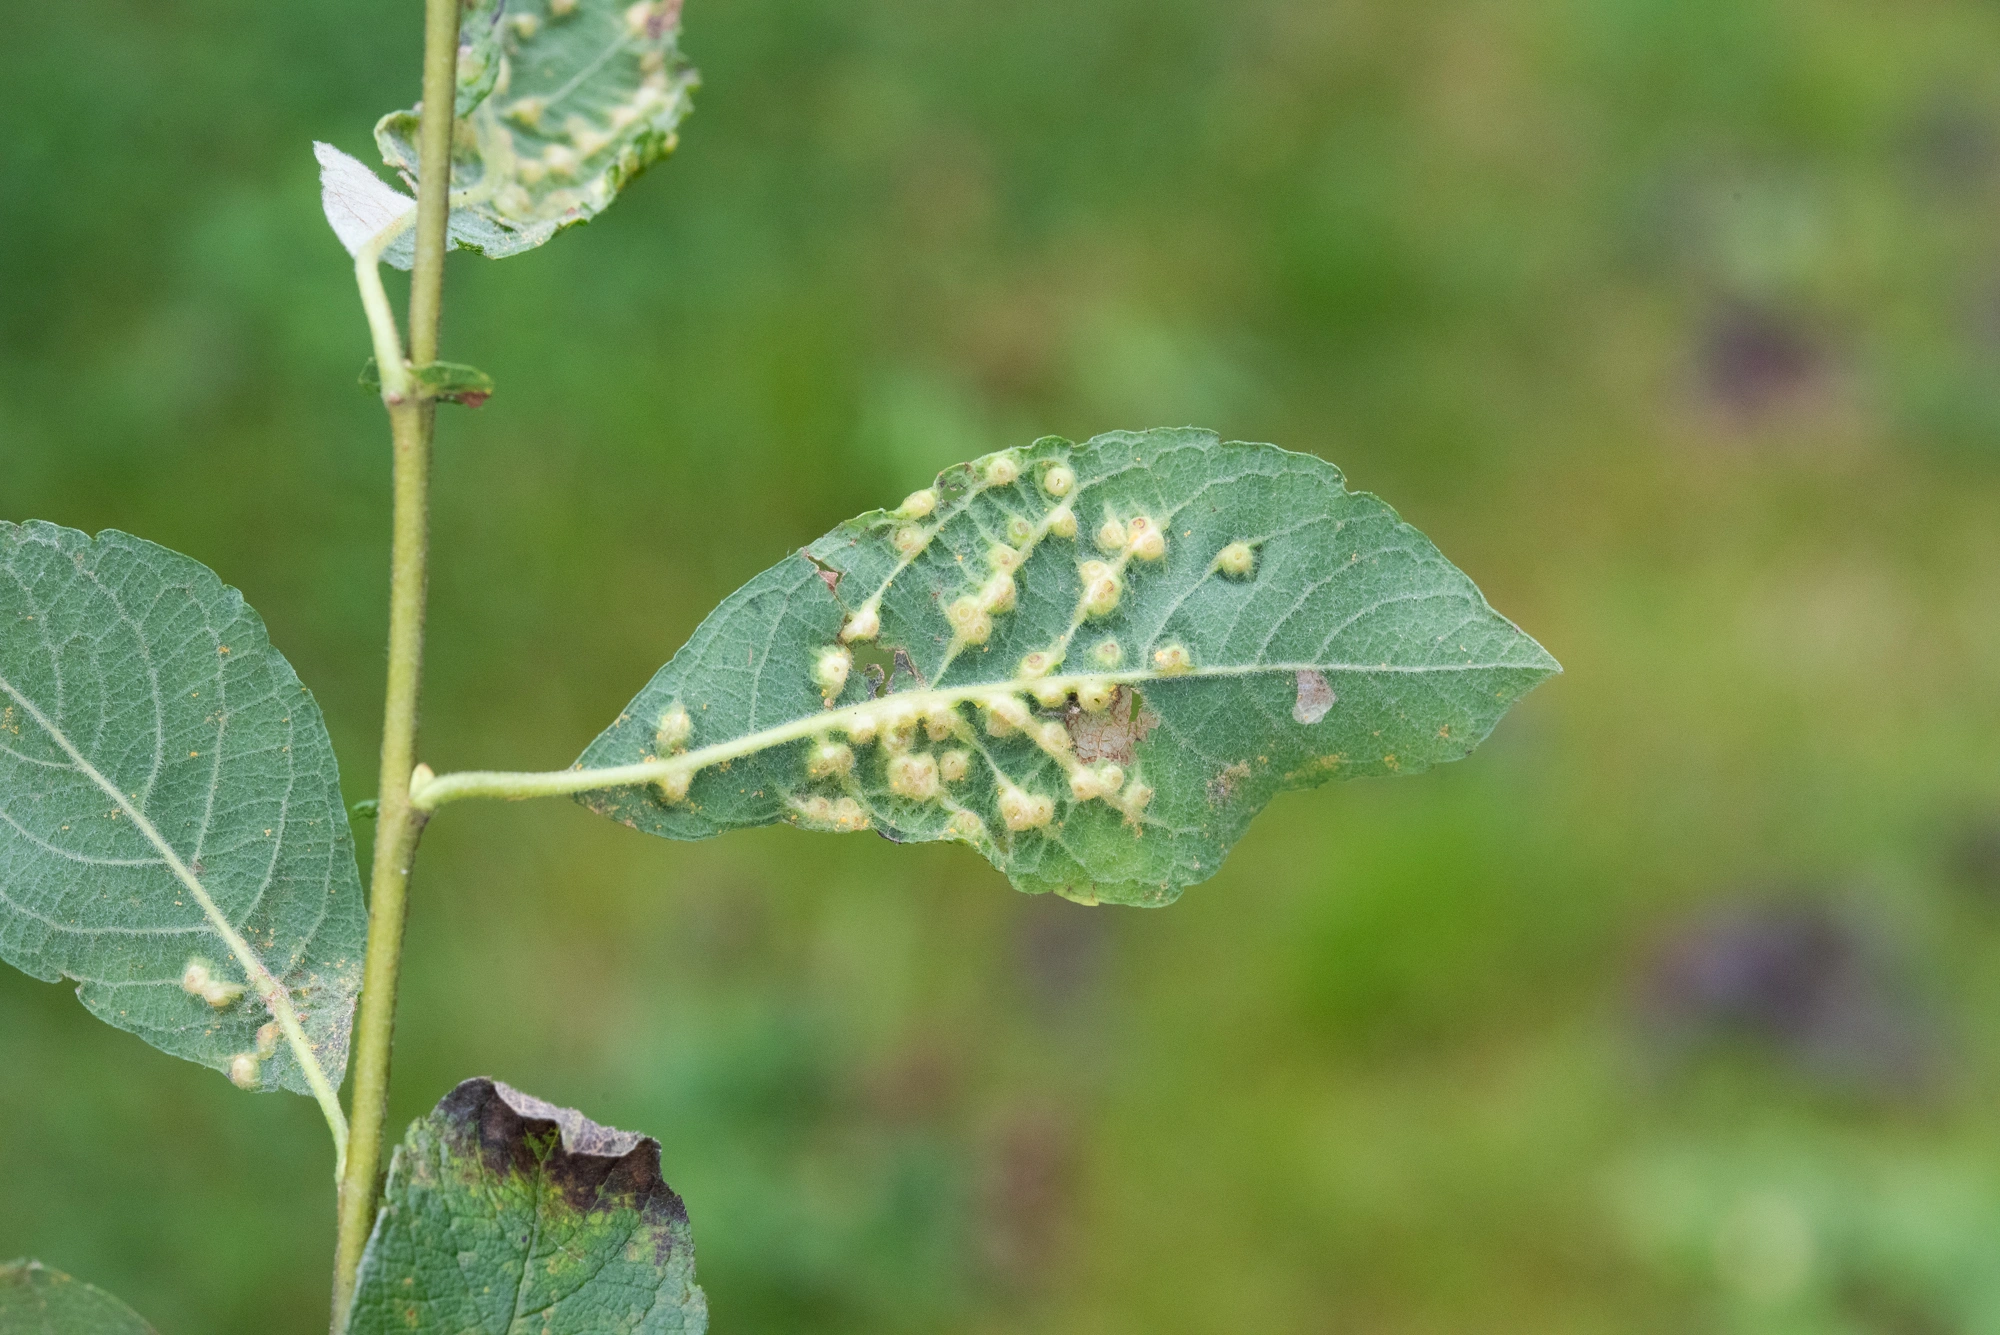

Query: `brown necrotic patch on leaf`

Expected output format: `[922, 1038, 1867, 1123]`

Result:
[345, 1078, 707, 1332]
[1067, 687, 1158, 765]
[1293, 669, 1336, 724]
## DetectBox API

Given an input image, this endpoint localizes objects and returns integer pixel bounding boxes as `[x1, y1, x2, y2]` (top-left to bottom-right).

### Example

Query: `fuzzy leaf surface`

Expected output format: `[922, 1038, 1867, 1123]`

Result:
[345, 1078, 706, 1335]
[0, 523, 364, 1092]
[0, 1261, 157, 1335]
[576, 428, 1559, 906]
[373, 0, 697, 262]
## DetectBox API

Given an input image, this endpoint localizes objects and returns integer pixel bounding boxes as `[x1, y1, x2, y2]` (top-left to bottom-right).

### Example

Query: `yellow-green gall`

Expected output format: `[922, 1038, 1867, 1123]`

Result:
[1152, 643, 1193, 675]
[1122, 779, 1154, 813]
[1047, 505, 1077, 539]
[1031, 680, 1070, 709]
[982, 693, 1031, 736]
[1127, 515, 1166, 561]
[980, 573, 1016, 614]
[924, 707, 959, 742]
[1006, 514, 1035, 545]
[1096, 517, 1127, 553]
[796, 795, 834, 825]
[831, 797, 871, 831]
[1018, 649, 1058, 679]
[881, 701, 922, 752]
[255, 1021, 282, 1060]
[815, 645, 853, 698]
[1034, 720, 1074, 755]
[948, 808, 985, 840]
[229, 1053, 261, 1091]
[888, 753, 941, 801]
[841, 606, 881, 643]
[1067, 762, 1124, 802]
[948, 596, 993, 645]
[988, 544, 1022, 573]
[983, 453, 1022, 487]
[807, 740, 855, 778]
[1090, 638, 1124, 669]
[510, 13, 542, 38]
[892, 524, 927, 556]
[1217, 541, 1256, 578]
[1042, 464, 1075, 498]
[551, 0, 578, 14]
[843, 708, 880, 745]
[895, 488, 937, 520]
[655, 703, 693, 754]
[180, 959, 244, 1010]
[939, 749, 971, 783]
[1076, 678, 1115, 713]
[998, 784, 1055, 831]
[1080, 571, 1128, 619]
[656, 768, 693, 804]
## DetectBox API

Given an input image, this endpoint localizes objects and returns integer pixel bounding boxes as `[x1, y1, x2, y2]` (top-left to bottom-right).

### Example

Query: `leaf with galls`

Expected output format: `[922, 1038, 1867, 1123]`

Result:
[369, 0, 698, 263]
[575, 428, 1559, 906]
[0, 523, 365, 1092]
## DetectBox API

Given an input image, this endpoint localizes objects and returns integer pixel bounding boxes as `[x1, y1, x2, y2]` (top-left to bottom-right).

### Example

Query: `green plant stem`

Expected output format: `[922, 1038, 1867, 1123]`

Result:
[329, 0, 460, 1328]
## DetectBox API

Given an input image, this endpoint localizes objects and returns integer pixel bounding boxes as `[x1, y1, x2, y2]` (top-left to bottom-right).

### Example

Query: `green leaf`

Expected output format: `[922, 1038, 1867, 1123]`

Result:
[0, 1260, 158, 1334]
[0, 523, 365, 1094]
[574, 428, 1560, 906]
[345, 1078, 707, 1335]
[359, 357, 495, 406]
[373, 0, 698, 263]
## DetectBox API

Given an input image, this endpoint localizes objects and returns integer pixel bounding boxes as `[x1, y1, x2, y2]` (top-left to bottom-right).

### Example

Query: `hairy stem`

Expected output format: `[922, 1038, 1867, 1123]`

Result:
[329, 0, 460, 1327]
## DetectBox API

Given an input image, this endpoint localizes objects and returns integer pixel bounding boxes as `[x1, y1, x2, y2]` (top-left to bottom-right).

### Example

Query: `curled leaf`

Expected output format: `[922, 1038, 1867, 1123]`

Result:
[373, 0, 698, 261]
[575, 428, 1559, 906]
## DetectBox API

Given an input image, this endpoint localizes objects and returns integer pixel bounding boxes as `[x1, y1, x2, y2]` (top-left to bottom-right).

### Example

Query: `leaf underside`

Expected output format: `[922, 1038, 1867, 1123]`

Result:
[0, 1260, 158, 1335]
[345, 1078, 707, 1335]
[576, 428, 1560, 907]
[0, 523, 364, 1093]
[373, 0, 697, 265]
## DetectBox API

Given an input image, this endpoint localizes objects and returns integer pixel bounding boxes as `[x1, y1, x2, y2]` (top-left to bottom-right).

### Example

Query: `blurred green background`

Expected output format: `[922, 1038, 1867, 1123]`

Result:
[6, 0, 2000, 1330]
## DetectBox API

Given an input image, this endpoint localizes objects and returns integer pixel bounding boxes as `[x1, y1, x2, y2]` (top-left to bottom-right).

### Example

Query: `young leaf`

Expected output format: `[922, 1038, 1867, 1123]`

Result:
[0, 1260, 158, 1335]
[344, 1078, 707, 1335]
[574, 428, 1560, 906]
[360, 358, 495, 406]
[0, 523, 365, 1095]
[372, 0, 698, 263]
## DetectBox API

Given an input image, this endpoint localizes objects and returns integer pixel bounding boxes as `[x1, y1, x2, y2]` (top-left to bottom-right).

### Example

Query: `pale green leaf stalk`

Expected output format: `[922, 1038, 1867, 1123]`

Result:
[344, 1079, 706, 1334]
[374, 0, 699, 262]
[1, 1259, 160, 1334]
[0, 523, 360, 1151]
[414, 429, 1560, 906]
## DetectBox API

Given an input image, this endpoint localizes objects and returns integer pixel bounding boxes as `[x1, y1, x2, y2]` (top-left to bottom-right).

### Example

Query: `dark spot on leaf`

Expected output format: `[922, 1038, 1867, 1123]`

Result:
[436, 1078, 693, 1266]
[1293, 669, 1335, 724]
[1067, 687, 1158, 765]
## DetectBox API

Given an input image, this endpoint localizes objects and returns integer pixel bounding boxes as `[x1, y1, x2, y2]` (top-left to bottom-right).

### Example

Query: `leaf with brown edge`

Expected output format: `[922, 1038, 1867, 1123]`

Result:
[344, 1078, 707, 1335]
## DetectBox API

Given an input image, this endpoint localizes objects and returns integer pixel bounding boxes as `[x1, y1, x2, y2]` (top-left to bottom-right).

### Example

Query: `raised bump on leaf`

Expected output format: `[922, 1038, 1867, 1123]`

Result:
[571, 428, 1560, 906]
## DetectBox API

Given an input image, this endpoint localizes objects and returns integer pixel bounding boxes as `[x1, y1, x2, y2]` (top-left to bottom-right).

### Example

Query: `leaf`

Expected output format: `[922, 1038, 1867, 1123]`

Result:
[574, 428, 1560, 906]
[315, 141, 416, 269]
[0, 523, 365, 1093]
[344, 1078, 707, 1335]
[359, 358, 495, 406]
[0, 1260, 159, 1334]
[372, 0, 698, 263]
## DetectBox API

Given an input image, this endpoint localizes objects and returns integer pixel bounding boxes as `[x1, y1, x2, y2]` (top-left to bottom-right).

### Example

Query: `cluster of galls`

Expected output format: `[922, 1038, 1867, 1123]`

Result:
[183, 958, 282, 1090]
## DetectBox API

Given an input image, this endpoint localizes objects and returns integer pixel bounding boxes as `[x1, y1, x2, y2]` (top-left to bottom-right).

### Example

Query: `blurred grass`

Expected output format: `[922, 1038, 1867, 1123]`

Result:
[5, 0, 2000, 1330]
